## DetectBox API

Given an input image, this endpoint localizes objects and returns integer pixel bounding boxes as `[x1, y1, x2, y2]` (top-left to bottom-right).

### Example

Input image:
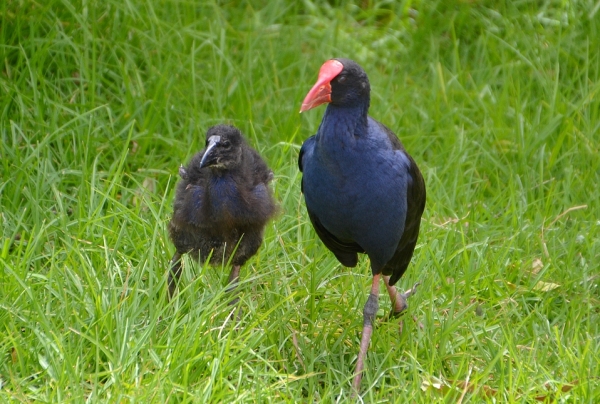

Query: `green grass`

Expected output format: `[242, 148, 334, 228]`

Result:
[1, 0, 599, 402]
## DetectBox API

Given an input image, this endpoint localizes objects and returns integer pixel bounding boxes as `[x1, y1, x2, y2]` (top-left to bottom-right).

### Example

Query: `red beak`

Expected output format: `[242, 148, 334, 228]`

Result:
[300, 59, 344, 112]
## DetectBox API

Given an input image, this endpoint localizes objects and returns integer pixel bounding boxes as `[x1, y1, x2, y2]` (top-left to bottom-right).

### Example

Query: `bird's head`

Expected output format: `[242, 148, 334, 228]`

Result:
[300, 58, 370, 112]
[199, 125, 244, 170]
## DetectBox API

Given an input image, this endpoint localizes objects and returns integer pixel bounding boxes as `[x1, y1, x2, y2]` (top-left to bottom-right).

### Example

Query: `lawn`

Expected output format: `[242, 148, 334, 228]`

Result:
[1, 0, 599, 402]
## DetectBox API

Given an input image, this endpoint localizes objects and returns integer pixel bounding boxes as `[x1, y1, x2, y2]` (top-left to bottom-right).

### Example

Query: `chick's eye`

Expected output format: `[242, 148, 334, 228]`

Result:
[221, 141, 231, 148]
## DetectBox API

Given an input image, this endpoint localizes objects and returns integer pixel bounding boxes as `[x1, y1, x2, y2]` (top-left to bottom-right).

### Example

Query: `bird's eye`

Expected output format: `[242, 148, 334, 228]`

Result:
[221, 141, 231, 148]
[337, 75, 347, 83]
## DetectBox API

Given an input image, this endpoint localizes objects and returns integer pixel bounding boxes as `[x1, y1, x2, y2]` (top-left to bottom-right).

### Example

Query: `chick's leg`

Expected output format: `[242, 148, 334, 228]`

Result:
[167, 252, 182, 300]
[226, 264, 241, 306]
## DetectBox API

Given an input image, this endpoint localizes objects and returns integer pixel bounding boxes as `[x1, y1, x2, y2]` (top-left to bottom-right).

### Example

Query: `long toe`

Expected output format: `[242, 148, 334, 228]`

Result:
[388, 281, 421, 319]
[402, 282, 421, 300]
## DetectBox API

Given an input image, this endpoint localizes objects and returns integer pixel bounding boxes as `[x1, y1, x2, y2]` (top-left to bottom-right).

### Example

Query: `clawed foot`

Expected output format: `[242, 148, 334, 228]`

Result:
[386, 281, 420, 319]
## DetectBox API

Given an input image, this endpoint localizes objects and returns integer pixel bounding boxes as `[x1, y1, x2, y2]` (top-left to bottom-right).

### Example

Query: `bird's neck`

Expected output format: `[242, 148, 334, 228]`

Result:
[208, 166, 235, 178]
[318, 102, 369, 141]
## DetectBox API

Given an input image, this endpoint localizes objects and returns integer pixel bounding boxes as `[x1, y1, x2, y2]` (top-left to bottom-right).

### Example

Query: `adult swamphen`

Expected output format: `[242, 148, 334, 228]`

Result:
[168, 124, 277, 302]
[298, 58, 426, 391]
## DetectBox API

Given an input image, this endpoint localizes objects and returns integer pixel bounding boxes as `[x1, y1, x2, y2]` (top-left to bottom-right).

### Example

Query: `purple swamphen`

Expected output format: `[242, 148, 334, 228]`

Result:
[299, 58, 426, 391]
[168, 124, 277, 302]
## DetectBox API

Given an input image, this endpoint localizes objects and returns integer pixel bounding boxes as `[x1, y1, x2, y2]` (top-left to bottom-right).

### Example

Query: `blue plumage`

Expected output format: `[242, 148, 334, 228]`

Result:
[298, 58, 426, 391]
[301, 112, 413, 272]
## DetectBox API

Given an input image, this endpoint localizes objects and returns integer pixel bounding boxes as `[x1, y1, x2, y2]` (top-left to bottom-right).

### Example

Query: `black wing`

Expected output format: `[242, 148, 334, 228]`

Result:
[373, 118, 427, 285]
[306, 209, 365, 268]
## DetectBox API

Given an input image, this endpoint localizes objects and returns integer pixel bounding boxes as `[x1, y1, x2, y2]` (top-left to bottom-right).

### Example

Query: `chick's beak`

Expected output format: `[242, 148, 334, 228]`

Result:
[200, 135, 221, 169]
[300, 59, 344, 112]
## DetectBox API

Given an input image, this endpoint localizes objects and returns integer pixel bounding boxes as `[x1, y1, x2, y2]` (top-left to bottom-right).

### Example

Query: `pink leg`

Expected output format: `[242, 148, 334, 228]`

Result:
[352, 273, 381, 393]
